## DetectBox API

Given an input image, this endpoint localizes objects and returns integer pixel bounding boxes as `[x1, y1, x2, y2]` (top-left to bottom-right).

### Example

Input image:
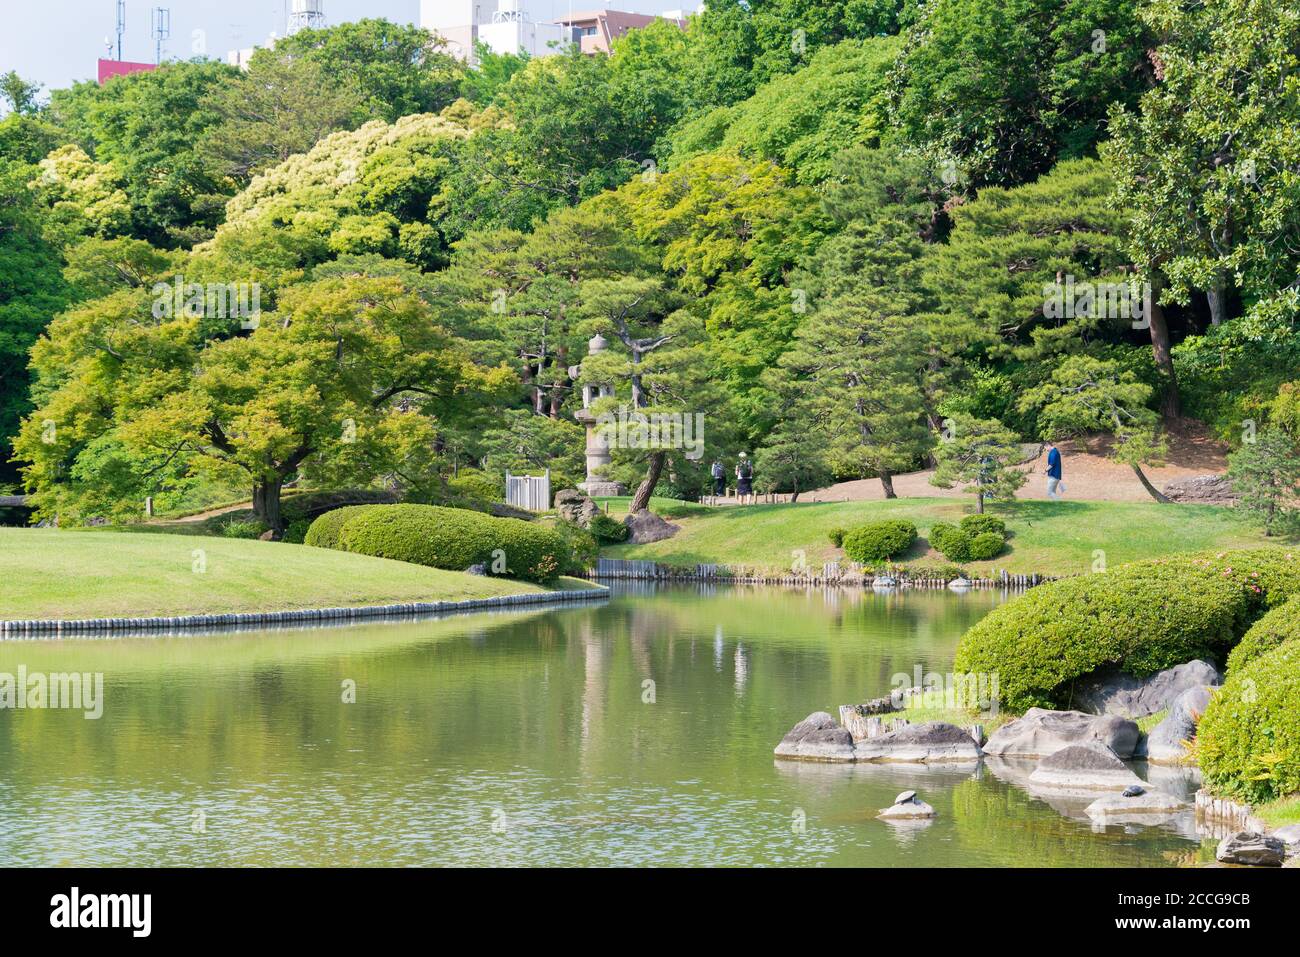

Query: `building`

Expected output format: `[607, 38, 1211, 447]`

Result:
[420, 1, 691, 62]
[97, 59, 156, 84]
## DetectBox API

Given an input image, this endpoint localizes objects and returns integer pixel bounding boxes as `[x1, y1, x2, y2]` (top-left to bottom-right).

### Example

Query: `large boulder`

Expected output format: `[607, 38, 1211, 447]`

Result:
[1028, 743, 1146, 790]
[1085, 789, 1189, 821]
[623, 508, 680, 544]
[1075, 659, 1222, 719]
[554, 489, 601, 529]
[983, 708, 1141, 759]
[1216, 831, 1285, 867]
[1162, 474, 1238, 504]
[1271, 824, 1300, 857]
[774, 712, 856, 761]
[1139, 684, 1216, 764]
[852, 722, 982, 763]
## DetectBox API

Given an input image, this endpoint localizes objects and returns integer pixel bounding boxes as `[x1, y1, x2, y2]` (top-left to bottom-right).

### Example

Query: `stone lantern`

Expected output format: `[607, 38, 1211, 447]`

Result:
[572, 333, 625, 496]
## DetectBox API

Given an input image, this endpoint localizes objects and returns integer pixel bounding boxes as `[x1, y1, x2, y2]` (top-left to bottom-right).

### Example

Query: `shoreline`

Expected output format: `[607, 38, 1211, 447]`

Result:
[588, 557, 1056, 588]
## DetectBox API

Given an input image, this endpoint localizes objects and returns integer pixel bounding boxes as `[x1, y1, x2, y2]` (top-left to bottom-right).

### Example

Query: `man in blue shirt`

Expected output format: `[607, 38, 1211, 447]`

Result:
[1045, 441, 1065, 500]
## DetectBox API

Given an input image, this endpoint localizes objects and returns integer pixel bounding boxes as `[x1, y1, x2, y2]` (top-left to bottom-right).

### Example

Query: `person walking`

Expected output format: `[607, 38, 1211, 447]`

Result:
[1045, 440, 1065, 500]
[711, 459, 726, 498]
[735, 453, 754, 504]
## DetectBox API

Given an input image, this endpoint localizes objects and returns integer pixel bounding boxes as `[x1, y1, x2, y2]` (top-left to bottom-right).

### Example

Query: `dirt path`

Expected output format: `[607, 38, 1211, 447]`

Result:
[804, 420, 1229, 504]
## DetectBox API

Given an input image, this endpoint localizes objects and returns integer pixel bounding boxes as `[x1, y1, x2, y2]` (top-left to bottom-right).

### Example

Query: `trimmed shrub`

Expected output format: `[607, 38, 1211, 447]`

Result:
[960, 514, 1007, 539]
[828, 527, 847, 548]
[304, 505, 381, 550]
[554, 521, 599, 576]
[446, 469, 503, 509]
[929, 522, 973, 562]
[1226, 596, 1300, 673]
[1185, 548, 1300, 616]
[968, 531, 1005, 561]
[1199, 640, 1300, 804]
[589, 512, 629, 543]
[954, 559, 1252, 712]
[336, 504, 566, 584]
[843, 520, 917, 562]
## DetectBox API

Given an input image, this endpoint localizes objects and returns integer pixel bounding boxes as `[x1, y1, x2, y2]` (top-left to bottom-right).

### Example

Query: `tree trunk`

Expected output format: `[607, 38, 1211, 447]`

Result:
[976, 488, 985, 514]
[1207, 282, 1227, 327]
[252, 476, 285, 532]
[1131, 464, 1171, 503]
[879, 469, 897, 499]
[1147, 276, 1180, 419]
[630, 450, 665, 513]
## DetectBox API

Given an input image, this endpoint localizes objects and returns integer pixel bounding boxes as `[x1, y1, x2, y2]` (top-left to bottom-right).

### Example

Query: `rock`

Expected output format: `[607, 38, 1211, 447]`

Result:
[1075, 660, 1222, 719]
[1272, 824, 1300, 857]
[1216, 831, 1285, 867]
[553, 488, 601, 528]
[1028, 743, 1146, 790]
[879, 793, 936, 820]
[1086, 790, 1189, 820]
[258, 528, 280, 541]
[1162, 474, 1238, 504]
[464, 564, 487, 576]
[1139, 684, 1216, 763]
[623, 508, 680, 544]
[983, 708, 1141, 759]
[774, 712, 856, 761]
[852, 721, 983, 763]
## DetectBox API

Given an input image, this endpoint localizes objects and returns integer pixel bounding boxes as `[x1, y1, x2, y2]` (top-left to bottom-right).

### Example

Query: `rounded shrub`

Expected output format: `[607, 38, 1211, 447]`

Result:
[1198, 640, 1300, 804]
[554, 520, 599, 576]
[954, 559, 1251, 712]
[336, 504, 566, 584]
[1226, 596, 1300, 673]
[304, 505, 381, 550]
[842, 520, 917, 563]
[929, 522, 972, 562]
[589, 512, 629, 543]
[968, 531, 1005, 561]
[1185, 548, 1300, 616]
[827, 527, 847, 548]
[960, 514, 1006, 539]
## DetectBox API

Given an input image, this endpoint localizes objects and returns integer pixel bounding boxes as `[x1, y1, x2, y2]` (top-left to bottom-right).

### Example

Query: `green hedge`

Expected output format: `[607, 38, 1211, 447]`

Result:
[334, 504, 567, 584]
[1226, 596, 1300, 673]
[1184, 549, 1300, 616]
[968, 531, 1005, 561]
[304, 505, 381, 550]
[1199, 640, 1300, 804]
[843, 520, 917, 563]
[954, 559, 1253, 712]
[960, 515, 1006, 539]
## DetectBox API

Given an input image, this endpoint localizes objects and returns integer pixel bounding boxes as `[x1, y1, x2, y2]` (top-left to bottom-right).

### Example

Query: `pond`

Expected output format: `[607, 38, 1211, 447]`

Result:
[0, 584, 1208, 867]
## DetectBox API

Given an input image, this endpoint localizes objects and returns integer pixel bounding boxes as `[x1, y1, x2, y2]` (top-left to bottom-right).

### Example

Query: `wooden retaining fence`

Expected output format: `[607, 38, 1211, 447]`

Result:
[590, 557, 1052, 589]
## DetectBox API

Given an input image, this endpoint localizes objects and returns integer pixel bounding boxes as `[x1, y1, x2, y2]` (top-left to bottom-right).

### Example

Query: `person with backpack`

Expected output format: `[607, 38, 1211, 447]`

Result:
[735, 453, 754, 502]
[711, 459, 726, 497]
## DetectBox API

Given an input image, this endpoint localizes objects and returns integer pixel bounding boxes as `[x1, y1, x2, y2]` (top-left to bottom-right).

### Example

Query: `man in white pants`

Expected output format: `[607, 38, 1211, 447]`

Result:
[1045, 441, 1066, 500]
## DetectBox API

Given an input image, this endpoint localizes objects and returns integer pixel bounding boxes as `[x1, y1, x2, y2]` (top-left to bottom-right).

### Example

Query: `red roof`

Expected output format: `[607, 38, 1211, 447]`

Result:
[97, 59, 157, 84]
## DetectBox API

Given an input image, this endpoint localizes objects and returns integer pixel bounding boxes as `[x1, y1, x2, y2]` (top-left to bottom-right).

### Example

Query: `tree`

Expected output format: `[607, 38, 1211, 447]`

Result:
[460, 42, 530, 104]
[1105, 0, 1300, 334]
[1227, 426, 1300, 536]
[891, 0, 1153, 187]
[754, 406, 831, 501]
[0, 71, 42, 115]
[930, 414, 1027, 513]
[1019, 354, 1171, 502]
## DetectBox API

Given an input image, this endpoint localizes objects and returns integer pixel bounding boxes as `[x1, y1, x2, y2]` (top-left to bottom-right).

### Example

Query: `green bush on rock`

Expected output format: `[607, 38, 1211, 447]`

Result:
[954, 559, 1254, 712]
[1226, 596, 1300, 673]
[1199, 641, 1300, 804]
[842, 520, 917, 563]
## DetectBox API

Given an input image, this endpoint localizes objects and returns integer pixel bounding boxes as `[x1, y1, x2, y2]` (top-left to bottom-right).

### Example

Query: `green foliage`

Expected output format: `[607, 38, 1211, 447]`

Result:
[335, 504, 566, 583]
[446, 469, 503, 509]
[304, 505, 381, 550]
[930, 414, 1027, 511]
[461, 42, 530, 104]
[954, 558, 1254, 712]
[828, 527, 847, 548]
[589, 512, 630, 544]
[968, 531, 1005, 561]
[1198, 640, 1300, 804]
[928, 522, 968, 561]
[842, 520, 917, 562]
[283, 519, 313, 545]
[1227, 425, 1300, 536]
[959, 514, 1006, 539]
[220, 519, 267, 539]
[1227, 597, 1300, 673]
[553, 520, 599, 575]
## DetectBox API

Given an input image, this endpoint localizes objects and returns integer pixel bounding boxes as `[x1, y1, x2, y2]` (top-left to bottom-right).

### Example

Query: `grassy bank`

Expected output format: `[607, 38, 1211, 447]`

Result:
[0, 527, 593, 621]
[598, 497, 1279, 576]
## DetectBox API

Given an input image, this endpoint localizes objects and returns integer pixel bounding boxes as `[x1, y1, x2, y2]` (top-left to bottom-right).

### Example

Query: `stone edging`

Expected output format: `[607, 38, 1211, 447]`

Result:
[0, 584, 610, 638]
[1195, 789, 1267, 835]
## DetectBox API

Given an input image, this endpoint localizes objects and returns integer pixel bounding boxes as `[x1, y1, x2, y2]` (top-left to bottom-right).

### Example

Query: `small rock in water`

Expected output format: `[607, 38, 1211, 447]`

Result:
[895, 790, 918, 805]
[878, 792, 936, 820]
[1122, 785, 1145, 797]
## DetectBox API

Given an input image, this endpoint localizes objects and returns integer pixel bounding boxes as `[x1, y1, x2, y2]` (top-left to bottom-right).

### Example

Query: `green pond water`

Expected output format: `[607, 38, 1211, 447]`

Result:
[0, 584, 1209, 867]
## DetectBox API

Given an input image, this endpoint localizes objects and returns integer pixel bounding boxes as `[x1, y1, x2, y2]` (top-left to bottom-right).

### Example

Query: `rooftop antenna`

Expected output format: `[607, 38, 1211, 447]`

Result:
[114, 0, 126, 59]
[287, 0, 325, 36]
[151, 8, 170, 64]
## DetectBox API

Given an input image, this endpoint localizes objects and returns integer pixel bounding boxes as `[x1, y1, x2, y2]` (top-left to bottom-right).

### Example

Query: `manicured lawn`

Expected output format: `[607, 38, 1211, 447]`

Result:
[1256, 793, 1300, 829]
[0, 527, 593, 620]
[599, 497, 1283, 576]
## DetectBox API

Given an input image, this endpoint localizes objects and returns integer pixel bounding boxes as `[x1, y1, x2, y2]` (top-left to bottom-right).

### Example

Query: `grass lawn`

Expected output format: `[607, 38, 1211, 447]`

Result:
[1256, 793, 1300, 829]
[597, 496, 1282, 576]
[0, 527, 594, 621]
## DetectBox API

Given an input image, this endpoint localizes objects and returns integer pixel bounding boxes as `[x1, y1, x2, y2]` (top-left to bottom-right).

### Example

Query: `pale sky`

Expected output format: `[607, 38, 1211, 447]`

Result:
[0, 0, 695, 100]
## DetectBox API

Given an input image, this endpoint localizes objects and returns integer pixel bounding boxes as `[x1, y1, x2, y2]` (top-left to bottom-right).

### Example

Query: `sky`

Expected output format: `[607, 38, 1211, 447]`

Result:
[0, 0, 693, 97]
